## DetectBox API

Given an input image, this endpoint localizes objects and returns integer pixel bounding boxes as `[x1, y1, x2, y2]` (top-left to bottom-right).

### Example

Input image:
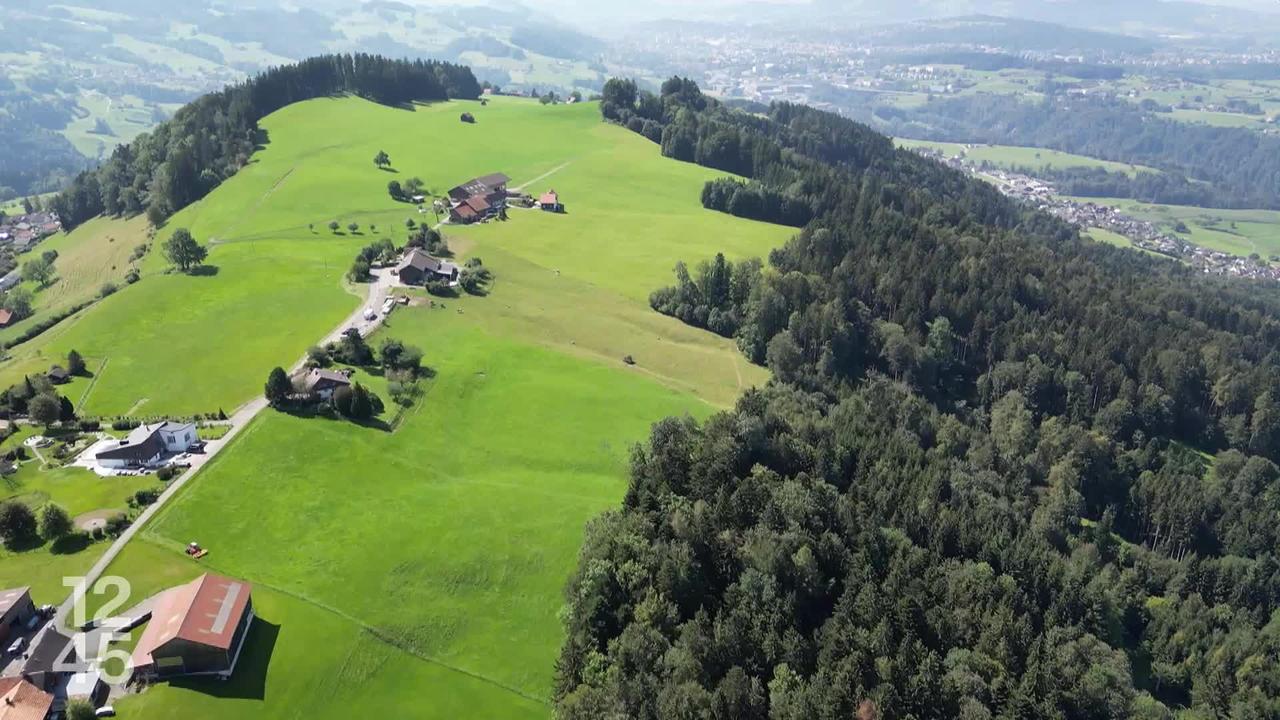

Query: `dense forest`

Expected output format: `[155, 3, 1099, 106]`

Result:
[886, 94, 1280, 210]
[0, 88, 86, 200]
[558, 78, 1280, 719]
[50, 54, 481, 230]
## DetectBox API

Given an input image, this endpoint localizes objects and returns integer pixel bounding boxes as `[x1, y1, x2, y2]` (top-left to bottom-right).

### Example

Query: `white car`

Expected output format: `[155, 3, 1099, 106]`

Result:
[6, 637, 23, 654]
[95, 707, 116, 718]
[362, 307, 377, 321]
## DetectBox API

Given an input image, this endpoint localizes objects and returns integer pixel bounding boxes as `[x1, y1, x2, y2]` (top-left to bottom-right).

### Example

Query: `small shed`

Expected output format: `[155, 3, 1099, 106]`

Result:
[539, 190, 564, 213]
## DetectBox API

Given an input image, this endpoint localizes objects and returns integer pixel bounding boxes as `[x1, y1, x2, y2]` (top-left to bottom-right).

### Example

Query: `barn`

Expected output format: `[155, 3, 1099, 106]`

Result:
[131, 572, 254, 680]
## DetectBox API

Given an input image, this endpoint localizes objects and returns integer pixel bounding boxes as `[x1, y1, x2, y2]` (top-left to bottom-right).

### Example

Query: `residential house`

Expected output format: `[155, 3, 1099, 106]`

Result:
[302, 368, 350, 401]
[395, 249, 459, 287]
[46, 367, 69, 385]
[0, 587, 35, 644]
[23, 629, 74, 692]
[130, 573, 254, 680]
[446, 173, 510, 223]
[0, 310, 13, 329]
[95, 422, 199, 469]
[539, 190, 564, 213]
[0, 677, 52, 720]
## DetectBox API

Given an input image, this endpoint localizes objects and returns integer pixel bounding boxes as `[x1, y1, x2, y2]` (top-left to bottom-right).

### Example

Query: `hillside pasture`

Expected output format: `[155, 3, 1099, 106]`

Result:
[895, 138, 1159, 177]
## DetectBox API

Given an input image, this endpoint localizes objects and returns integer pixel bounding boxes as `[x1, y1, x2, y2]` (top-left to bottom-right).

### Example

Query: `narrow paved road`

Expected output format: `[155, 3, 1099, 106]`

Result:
[56, 269, 397, 630]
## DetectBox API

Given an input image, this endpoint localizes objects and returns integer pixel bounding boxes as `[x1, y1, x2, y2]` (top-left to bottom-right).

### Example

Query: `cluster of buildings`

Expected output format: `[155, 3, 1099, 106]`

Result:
[0, 212, 59, 254]
[447, 173, 511, 224]
[0, 572, 255, 717]
[911, 146, 1280, 281]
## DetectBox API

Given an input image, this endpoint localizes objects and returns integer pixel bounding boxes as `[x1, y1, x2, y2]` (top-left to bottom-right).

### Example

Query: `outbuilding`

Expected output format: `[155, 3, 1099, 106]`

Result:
[0, 587, 34, 644]
[131, 572, 255, 680]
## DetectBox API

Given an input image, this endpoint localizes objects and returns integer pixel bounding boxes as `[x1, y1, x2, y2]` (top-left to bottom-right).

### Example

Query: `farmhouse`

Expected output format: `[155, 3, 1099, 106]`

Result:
[0, 587, 34, 643]
[46, 366, 69, 385]
[131, 572, 255, 680]
[446, 173, 509, 224]
[302, 368, 351, 400]
[396, 249, 459, 287]
[94, 421, 199, 469]
[539, 190, 564, 213]
[0, 678, 53, 720]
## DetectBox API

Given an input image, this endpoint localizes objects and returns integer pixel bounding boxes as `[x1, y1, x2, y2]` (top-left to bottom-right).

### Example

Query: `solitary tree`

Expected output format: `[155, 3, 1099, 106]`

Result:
[28, 392, 60, 428]
[67, 349, 86, 376]
[264, 366, 291, 407]
[374, 150, 391, 169]
[162, 228, 208, 273]
[21, 257, 55, 287]
[37, 502, 72, 540]
[348, 222, 359, 234]
[0, 503, 37, 548]
[328, 221, 340, 233]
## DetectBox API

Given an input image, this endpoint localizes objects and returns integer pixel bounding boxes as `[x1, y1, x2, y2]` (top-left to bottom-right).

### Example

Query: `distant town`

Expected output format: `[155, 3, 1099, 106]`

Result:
[908, 145, 1280, 281]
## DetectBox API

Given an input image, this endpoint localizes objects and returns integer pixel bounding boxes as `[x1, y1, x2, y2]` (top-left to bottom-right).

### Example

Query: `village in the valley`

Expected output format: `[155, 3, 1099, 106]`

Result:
[909, 145, 1280, 282]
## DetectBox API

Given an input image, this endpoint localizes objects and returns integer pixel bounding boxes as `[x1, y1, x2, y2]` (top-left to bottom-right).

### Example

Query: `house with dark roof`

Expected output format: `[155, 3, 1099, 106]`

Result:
[22, 628, 75, 692]
[130, 572, 254, 680]
[395, 249, 459, 287]
[0, 587, 34, 644]
[302, 368, 351, 401]
[446, 173, 510, 223]
[45, 367, 69, 385]
[94, 422, 199, 469]
[0, 677, 53, 720]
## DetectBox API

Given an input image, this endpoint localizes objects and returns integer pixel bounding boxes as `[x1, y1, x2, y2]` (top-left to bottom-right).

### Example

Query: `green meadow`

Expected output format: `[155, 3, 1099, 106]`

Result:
[29, 96, 789, 717]
[0, 97, 783, 418]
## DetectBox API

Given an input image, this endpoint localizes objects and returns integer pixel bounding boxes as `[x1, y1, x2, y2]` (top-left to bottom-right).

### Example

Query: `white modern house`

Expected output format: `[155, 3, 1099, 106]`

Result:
[95, 422, 199, 469]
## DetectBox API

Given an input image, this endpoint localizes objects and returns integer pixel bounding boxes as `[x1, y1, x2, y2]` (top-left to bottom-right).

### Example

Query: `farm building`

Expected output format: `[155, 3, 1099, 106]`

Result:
[66, 670, 108, 707]
[131, 572, 255, 680]
[302, 368, 351, 401]
[46, 366, 69, 385]
[0, 677, 53, 720]
[0, 587, 34, 643]
[95, 422, 199, 469]
[446, 173, 509, 224]
[396, 249, 460, 287]
[539, 190, 564, 213]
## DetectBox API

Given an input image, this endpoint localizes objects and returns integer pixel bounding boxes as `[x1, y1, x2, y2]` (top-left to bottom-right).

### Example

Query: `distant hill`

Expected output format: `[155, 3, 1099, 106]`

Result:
[857, 14, 1158, 55]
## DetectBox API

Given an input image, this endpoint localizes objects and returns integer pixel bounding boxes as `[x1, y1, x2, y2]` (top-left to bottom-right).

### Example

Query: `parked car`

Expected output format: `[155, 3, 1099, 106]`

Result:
[7, 637, 24, 654]
[95, 706, 116, 718]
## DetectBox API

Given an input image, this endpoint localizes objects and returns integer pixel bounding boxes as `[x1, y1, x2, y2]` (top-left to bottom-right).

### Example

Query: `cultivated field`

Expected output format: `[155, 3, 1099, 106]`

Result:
[46, 96, 787, 717]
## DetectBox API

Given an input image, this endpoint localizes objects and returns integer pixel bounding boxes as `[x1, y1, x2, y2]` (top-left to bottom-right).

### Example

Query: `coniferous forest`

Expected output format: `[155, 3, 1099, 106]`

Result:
[50, 54, 480, 230]
[556, 78, 1280, 720]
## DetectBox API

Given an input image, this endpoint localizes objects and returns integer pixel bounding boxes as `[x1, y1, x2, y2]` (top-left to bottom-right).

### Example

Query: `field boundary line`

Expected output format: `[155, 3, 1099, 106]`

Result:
[130, 536, 550, 708]
[512, 159, 574, 192]
[76, 357, 108, 412]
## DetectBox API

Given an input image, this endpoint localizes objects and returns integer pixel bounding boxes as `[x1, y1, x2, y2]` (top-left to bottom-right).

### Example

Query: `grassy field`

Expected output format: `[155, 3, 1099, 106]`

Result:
[23, 96, 787, 718]
[1068, 197, 1280, 259]
[895, 138, 1158, 177]
[0, 98, 782, 417]
[0, 214, 149, 348]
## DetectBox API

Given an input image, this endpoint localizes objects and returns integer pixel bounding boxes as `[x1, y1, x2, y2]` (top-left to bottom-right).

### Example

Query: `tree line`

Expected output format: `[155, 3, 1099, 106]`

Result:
[50, 54, 481, 230]
[558, 77, 1280, 719]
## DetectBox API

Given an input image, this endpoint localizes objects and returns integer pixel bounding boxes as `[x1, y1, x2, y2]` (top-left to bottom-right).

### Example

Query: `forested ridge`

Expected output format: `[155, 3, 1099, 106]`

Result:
[50, 54, 480, 230]
[884, 93, 1280, 210]
[555, 79, 1280, 719]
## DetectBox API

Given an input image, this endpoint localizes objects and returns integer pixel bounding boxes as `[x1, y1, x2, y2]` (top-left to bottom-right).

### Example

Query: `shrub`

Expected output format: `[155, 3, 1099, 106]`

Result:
[104, 513, 130, 536]
[111, 418, 140, 431]
[78, 419, 100, 431]
[130, 488, 160, 507]
[156, 466, 178, 482]
[124, 268, 140, 284]
[99, 282, 118, 298]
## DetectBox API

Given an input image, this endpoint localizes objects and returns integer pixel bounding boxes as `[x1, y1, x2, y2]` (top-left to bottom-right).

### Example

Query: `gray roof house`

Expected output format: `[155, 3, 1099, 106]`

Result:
[396, 249, 460, 287]
[95, 422, 199, 469]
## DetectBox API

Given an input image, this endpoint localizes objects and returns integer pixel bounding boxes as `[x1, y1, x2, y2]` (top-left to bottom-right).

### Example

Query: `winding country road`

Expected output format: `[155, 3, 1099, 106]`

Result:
[56, 268, 398, 629]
